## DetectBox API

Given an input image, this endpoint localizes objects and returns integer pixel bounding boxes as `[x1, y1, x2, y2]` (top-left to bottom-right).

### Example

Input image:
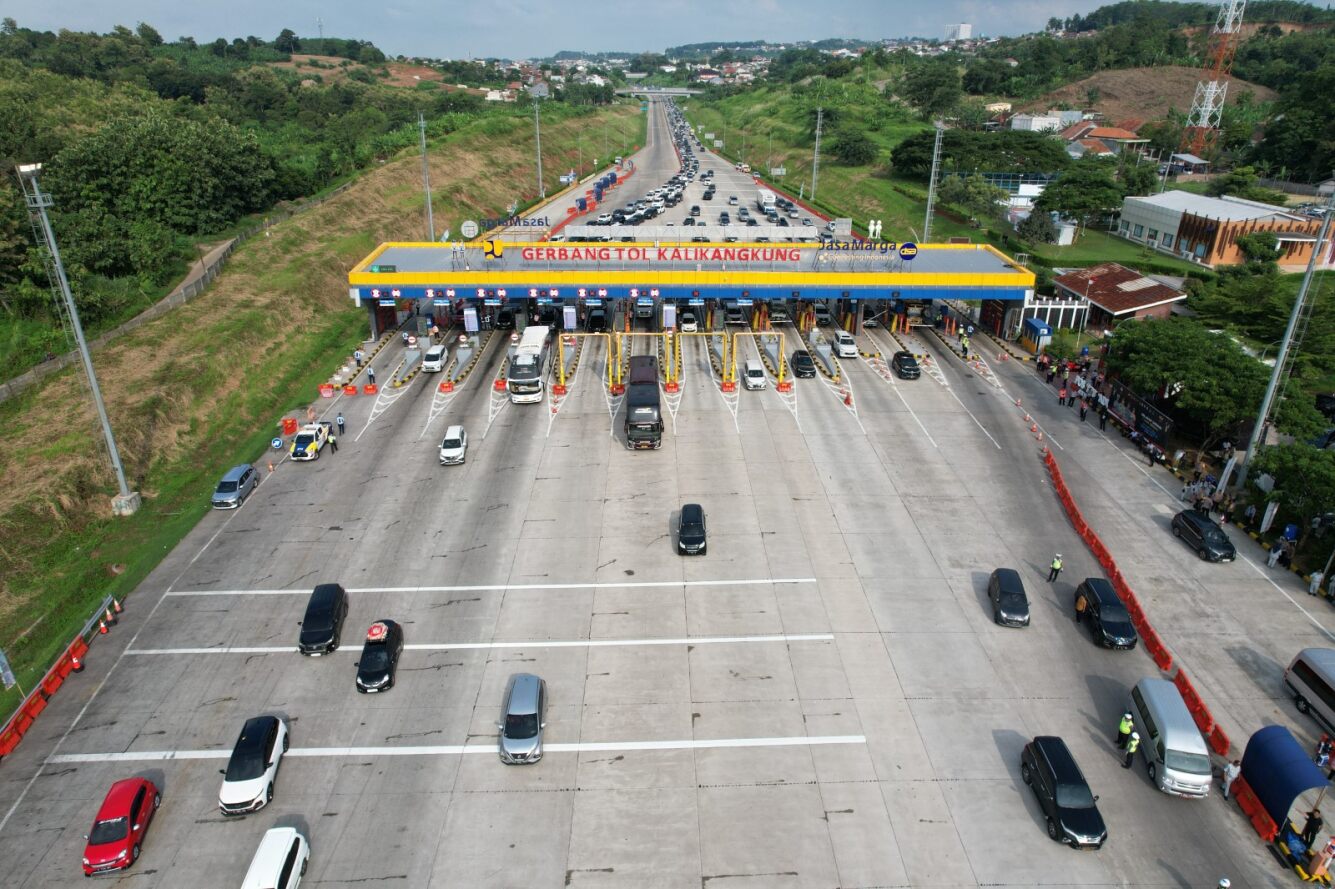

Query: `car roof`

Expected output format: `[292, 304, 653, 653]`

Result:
[504, 673, 543, 715]
[97, 777, 146, 817]
[992, 567, 1026, 595]
[443, 424, 464, 438]
[1031, 736, 1087, 785]
[221, 464, 252, 482]
[681, 503, 704, 521]
[236, 715, 278, 751]
[1080, 577, 1119, 605]
[309, 583, 343, 607]
[243, 828, 303, 888]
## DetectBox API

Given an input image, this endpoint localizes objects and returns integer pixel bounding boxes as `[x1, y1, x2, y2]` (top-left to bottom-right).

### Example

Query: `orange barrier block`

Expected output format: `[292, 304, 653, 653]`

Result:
[70, 638, 88, 660]
[1208, 724, 1231, 756]
[343, 385, 358, 396]
[55, 651, 74, 679]
[22, 694, 46, 720]
[0, 725, 21, 756]
[13, 711, 33, 736]
[1234, 776, 1278, 841]
[363, 384, 378, 395]
[318, 384, 335, 398]
[40, 673, 62, 699]
[281, 417, 298, 435]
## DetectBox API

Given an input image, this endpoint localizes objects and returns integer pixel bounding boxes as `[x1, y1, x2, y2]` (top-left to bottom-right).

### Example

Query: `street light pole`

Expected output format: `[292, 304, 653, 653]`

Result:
[15, 163, 139, 515]
[533, 99, 545, 200]
[419, 113, 434, 240]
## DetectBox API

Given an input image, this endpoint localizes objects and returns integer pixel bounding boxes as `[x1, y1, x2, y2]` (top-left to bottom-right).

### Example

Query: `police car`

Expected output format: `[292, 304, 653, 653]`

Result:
[289, 423, 331, 461]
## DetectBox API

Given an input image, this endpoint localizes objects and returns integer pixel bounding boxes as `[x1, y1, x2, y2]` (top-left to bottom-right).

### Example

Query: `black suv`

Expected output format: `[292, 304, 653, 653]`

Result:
[1075, 578, 1138, 649]
[790, 349, 816, 378]
[355, 620, 404, 693]
[677, 504, 707, 555]
[1020, 736, 1107, 849]
[1171, 510, 1236, 561]
[298, 583, 348, 655]
[988, 568, 1030, 627]
[891, 351, 921, 379]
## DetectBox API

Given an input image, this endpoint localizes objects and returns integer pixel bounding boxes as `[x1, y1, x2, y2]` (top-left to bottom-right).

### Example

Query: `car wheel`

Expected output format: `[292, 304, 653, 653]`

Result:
[1198, 547, 1209, 560]
[1021, 763, 1032, 785]
[1147, 762, 1157, 782]
[1172, 524, 1182, 538]
[1046, 817, 1059, 841]
[153, 792, 161, 810]
[283, 733, 290, 752]
[302, 859, 308, 875]
[267, 782, 274, 804]
[1298, 695, 1311, 714]
[131, 843, 140, 864]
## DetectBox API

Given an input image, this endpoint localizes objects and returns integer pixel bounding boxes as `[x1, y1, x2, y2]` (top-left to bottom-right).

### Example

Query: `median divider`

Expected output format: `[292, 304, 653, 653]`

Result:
[0, 594, 117, 763]
[1041, 449, 1219, 752]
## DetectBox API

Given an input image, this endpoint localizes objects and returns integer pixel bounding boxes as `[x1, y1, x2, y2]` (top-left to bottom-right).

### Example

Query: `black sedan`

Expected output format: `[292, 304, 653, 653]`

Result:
[790, 349, 817, 378]
[355, 621, 404, 693]
[891, 351, 921, 379]
[1021, 736, 1107, 849]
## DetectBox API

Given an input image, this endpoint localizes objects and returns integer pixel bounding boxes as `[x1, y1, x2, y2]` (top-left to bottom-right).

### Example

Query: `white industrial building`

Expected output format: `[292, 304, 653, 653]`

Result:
[946, 23, 973, 42]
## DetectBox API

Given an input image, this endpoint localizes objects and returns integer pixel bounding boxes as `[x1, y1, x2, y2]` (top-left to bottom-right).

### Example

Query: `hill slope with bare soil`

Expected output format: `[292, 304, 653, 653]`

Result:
[1021, 66, 1278, 126]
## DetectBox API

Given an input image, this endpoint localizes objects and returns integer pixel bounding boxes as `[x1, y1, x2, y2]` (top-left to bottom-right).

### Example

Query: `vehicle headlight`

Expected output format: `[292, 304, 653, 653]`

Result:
[83, 858, 90, 865]
[116, 849, 128, 859]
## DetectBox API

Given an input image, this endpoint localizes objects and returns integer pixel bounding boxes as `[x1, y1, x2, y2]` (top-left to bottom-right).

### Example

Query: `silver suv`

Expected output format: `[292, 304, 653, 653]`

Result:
[497, 673, 546, 764]
[212, 464, 259, 509]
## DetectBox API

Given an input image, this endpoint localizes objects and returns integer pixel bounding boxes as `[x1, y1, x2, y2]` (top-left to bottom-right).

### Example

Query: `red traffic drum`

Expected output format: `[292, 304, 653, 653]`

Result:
[366, 622, 388, 642]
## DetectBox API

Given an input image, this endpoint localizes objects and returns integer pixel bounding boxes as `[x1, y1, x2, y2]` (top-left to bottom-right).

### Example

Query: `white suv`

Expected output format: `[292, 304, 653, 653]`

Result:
[219, 715, 288, 816]
[833, 331, 858, 358]
[439, 425, 468, 465]
[241, 827, 309, 889]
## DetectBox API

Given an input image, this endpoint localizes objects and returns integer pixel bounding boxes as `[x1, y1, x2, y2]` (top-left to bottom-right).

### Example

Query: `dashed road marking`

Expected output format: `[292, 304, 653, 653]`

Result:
[164, 577, 819, 597]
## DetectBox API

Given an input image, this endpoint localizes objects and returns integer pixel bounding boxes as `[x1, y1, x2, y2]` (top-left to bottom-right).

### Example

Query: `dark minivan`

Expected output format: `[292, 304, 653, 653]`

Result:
[298, 583, 348, 655]
[790, 349, 816, 378]
[629, 355, 659, 386]
[1171, 509, 1236, 561]
[988, 568, 1030, 627]
[891, 351, 921, 380]
[1020, 736, 1107, 849]
[1075, 578, 1138, 649]
[677, 504, 707, 555]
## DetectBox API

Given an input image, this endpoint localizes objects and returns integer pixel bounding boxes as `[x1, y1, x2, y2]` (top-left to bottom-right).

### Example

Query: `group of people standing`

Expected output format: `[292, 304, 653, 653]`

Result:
[1040, 355, 1112, 431]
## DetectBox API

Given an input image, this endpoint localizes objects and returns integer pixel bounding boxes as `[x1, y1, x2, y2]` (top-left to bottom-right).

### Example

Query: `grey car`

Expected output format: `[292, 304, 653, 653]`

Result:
[212, 464, 259, 509]
[497, 673, 546, 764]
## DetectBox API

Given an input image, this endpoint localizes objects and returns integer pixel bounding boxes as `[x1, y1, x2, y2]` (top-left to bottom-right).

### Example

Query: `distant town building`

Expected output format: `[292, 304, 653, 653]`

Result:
[946, 23, 973, 42]
[1118, 190, 1334, 268]
[1010, 113, 1062, 132]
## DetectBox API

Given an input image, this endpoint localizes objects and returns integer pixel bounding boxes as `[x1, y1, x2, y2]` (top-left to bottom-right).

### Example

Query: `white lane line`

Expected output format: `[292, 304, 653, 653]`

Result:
[944, 387, 1002, 450]
[164, 577, 818, 597]
[126, 633, 835, 656]
[47, 734, 867, 764]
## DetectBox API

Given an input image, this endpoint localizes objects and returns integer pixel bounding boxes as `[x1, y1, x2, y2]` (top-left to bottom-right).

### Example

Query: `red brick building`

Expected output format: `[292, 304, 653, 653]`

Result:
[1052, 263, 1188, 334]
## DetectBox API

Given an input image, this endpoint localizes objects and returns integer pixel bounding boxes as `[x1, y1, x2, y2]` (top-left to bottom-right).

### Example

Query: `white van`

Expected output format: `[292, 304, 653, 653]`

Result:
[1128, 678, 1212, 798]
[743, 360, 767, 390]
[422, 344, 448, 373]
[833, 331, 858, 358]
[1285, 648, 1335, 732]
[439, 425, 468, 465]
[241, 827, 309, 889]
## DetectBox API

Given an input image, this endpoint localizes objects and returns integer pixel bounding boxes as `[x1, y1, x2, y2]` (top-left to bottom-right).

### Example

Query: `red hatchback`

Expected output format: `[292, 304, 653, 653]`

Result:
[82, 777, 160, 876]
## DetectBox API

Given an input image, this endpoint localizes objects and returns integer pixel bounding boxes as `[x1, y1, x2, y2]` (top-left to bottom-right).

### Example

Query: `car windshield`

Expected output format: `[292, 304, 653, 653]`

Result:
[442, 438, 461, 449]
[1000, 593, 1027, 609]
[361, 646, 390, 672]
[216, 481, 238, 493]
[1102, 603, 1130, 623]
[225, 740, 266, 782]
[505, 713, 539, 739]
[681, 521, 704, 537]
[88, 816, 129, 845]
[1166, 750, 1213, 775]
[294, 435, 314, 448]
[1202, 527, 1229, 544]
[1056, 782, 1096, 808]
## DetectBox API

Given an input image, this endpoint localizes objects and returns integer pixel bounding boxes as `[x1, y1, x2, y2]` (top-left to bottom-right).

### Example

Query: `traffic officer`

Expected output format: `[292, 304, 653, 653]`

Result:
[1116, 712, 1134, 749]
[1123, 732, 1140, 768]
[1047, 553, 1063, 582]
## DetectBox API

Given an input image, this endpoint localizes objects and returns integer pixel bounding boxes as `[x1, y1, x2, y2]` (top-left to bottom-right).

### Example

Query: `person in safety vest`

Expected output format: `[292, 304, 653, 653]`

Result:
[1047, 554, 1063, 582]
[1123, 732, 1140, 768]
[1116, 712, 1134, 749]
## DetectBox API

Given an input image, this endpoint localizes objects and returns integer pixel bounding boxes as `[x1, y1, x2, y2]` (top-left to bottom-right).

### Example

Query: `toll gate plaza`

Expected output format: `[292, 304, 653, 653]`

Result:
[347, 239, 1035, 336]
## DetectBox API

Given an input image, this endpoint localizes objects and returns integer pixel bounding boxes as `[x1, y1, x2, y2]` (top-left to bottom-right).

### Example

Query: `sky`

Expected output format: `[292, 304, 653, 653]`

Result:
[6, 0, 1114, 59]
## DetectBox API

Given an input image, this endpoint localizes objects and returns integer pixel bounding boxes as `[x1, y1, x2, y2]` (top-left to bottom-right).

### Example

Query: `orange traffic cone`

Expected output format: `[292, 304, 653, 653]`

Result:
[112, 598, 123, 615]
[98, 619, 108, 635]
[844, 393, 852, 407]
[105, 607, 117, 627]
[70, 652, 84, 672]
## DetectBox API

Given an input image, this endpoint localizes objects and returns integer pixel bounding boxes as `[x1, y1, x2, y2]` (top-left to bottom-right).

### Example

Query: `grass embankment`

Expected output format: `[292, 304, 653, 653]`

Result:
[0, 101, 641, 717]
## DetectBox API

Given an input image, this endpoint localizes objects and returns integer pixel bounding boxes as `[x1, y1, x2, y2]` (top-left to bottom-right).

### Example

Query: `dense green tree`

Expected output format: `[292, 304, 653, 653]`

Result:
[1251, 444, 1335, 546]
[830, 126, 877, 165]
[1207, 165, 1287, 204]
[1033, 157, 1123, 235]
[938, 174, 1009, 223]
[1117, 158, 1158, 197]
[900, 62, 962, 118]
[274, 28, 300, 54]
[890, 129, 1069, 179]
[1017, 211, 1059, 244]
[1235, 231, 1280, 265]
[135, 23, 163, 46]
[1108, 316, 1268, 451]
[48, 109, 276, 235]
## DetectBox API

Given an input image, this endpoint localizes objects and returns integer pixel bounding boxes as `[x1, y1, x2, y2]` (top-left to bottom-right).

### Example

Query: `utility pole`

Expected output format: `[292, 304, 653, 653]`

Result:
[419, 113, 434, 240]
[1238, 191, 1335, 488]
[534, 99, 545, 199]
[811, 107, 824, 202]
[15, 164, 138, 515]
[923, 121, 945, 243]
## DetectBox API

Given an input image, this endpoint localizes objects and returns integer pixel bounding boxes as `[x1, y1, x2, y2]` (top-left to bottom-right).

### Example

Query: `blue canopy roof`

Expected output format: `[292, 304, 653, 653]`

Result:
[1242, 724, 1329, 827]
[1023, 317, 1052, 337]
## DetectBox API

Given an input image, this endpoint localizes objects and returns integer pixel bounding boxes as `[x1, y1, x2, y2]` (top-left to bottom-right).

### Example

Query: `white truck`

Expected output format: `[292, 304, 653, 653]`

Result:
[756, 187, 777, 214]
[289, 422, 331, 461]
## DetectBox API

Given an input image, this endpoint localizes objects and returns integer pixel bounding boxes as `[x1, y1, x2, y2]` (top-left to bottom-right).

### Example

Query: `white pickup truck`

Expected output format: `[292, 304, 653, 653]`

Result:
[289, 422, 331, 461]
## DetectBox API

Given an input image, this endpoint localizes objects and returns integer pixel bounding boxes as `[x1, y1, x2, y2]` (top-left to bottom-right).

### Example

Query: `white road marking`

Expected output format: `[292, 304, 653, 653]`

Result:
[164, 577, 817, 597]
[47, 734, 867, 764]
[125, 633, 836, 656]
[944, 386, 1002, 450]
